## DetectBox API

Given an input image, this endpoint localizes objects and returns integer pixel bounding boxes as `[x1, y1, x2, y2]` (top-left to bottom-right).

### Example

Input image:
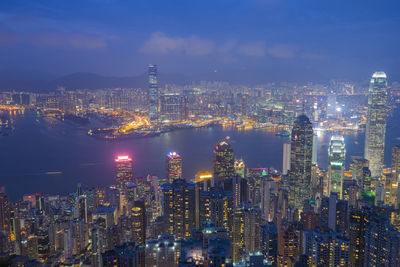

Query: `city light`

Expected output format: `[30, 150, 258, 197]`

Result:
[115, 155, 132, 162]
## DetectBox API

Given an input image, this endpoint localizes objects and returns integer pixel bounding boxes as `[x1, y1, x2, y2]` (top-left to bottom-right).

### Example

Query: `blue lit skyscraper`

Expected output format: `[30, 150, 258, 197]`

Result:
[328, 135, 346, 198]
[148, 64, 159, 121]
[364, 72, 388, 178]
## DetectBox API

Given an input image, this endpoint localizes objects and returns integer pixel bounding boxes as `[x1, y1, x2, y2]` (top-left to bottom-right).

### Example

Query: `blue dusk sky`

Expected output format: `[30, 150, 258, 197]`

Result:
[0, 0, 399, 81]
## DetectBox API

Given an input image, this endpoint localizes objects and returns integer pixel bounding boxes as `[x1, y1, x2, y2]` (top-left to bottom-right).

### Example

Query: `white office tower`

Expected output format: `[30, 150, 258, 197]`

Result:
[364, 71, 388, 178]
[282, 142, 291, 175]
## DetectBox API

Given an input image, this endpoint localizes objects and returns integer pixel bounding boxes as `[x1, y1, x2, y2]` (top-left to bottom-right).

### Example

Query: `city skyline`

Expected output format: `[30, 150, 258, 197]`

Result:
[1, 1, 400, 266]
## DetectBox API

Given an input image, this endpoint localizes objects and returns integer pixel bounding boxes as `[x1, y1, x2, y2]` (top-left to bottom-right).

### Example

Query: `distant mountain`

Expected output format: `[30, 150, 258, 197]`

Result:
[0, 65, 370, 92]
[0, 72, 193, 92]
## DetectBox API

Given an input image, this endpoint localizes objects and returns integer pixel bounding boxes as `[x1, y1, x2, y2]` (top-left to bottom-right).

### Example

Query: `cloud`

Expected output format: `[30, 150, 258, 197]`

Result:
[239, 42, 267, 57]
[141, 32, 214, 56]
[267, 45, 297, 59]
[141, 32, 312, 62]
[217, 40, 237, 54]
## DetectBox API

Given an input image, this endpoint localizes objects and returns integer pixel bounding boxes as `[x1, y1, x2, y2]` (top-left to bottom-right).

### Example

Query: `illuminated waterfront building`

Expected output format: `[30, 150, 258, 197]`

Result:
[148, 64, 159, 121]
[328, 135, 346, 198]
[213, 140, 235, 182]
[392, 145, 400, 182]
[234, 159, 245, 178]
[115, 156, 133, 188]
[364, 71, 388, 178]
[160, 93, 181, 122]
[162, 179, 195, 239]
[288, 115, 313, 212]
[166, 151, 183, 182]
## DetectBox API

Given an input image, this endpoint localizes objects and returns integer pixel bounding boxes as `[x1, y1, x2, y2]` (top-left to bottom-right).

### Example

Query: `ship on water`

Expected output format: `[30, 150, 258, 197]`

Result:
[276, 129, 290, 137]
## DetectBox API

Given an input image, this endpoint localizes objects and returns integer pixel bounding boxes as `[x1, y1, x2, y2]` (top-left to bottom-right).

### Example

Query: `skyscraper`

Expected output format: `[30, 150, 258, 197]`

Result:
[197, 187, 233, 230]
[328, 135, 346, 198]
[350, 156, 369, 186]
[166, 152, 183, 182]
[160, 93, 181, 122]
[0, 192, 9, 234]
[162, 179, 195, 239]
[213, 140, 235, 182]
[148, 64, 159, 121]
[312, 133, 318, 165]
[115, 156, 133, 188]
[392, 145, 400, 183]
[282, 142, 291, 175]
[231, 203, 261, 263]
[131, 200, 146, 245]
[288, 115, 313, 212]
[364, 213, 400, 267]
[364, 71, 388, 178]
[349, 208, 368, 267]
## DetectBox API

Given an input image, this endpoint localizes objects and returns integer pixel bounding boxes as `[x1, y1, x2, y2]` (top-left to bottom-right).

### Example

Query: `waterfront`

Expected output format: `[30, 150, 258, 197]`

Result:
[0, 106, 399, 200]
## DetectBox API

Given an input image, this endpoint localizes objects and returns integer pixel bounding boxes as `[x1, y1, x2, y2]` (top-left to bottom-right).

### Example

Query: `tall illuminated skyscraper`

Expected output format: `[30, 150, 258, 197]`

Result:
[391, 145, 400, 182]
[288, 115, 313, 212]
[328, 135, 346, 198]
[166, 152, 182, 182]
[131, 200, 146, 245]
[213, 140, 235, 182]
[364, 71, 388, 178]
[232, 203, 261, 263]
[148, 64, 159, 121]
[162, 179, 195, 239]
[282, 142, 291, 175]
[312, 134, 318, 165]
[115, 156, 133, 188]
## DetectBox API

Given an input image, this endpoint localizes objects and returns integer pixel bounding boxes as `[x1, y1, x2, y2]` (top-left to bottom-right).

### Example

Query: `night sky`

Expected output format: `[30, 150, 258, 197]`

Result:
[1, 0, 399, 81]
